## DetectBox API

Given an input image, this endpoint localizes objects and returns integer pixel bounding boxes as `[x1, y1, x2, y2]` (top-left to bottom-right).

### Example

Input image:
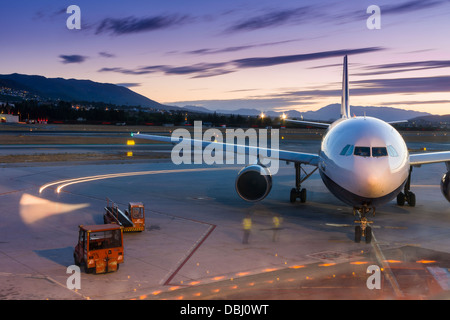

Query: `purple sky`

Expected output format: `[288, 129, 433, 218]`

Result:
[1, 0, 450, 114]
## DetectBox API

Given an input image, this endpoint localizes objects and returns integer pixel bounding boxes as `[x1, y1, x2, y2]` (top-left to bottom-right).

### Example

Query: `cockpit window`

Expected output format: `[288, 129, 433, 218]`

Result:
[340, 144, 350, 155]
[342, 145, 398, 157]
[340, 144, 354, 156]
[346, 145, 354, 156]
[354, 146, 371, 157]
[387, 145, 399, 157]
[372, 147, 388, 157]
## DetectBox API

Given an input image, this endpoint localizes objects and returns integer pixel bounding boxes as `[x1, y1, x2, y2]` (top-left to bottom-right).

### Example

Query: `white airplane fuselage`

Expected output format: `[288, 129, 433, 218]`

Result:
[318, 116, 410, 208]
[132, 54, 450, 244]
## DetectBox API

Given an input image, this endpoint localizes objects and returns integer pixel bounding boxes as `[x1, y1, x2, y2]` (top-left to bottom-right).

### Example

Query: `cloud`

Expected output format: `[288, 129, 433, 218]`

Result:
[225, 6, 316, 33]
[322, 1, 448, 26]
[33, 7, 66, 21]
[380, 99, 450, 105]
[162, 62, 233, 78]
[98, 47, 384, 79]
[231, 47, 383, 69]
[221, 1, 444, 34]
[355, 76, 450, 94]
[355, 60, 450, 76]
[184, 39, 302, 56]
[59, 55, 88, 64]
[96, 14, 190, 35]
[99, 66, 170, 76]
[115, 83, 141, 88]
[382, 0, 445, 15]
[99, 51, 116, 58]
[99, 63, 234, 78]
[98, 66, 160, 75]
[278, 75, 450, 98]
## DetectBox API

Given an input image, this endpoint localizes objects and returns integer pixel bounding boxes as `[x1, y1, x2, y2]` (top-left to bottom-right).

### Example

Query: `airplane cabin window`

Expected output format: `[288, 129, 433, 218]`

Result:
[372, 147, 388, 157]
[354, 146, 371, 157]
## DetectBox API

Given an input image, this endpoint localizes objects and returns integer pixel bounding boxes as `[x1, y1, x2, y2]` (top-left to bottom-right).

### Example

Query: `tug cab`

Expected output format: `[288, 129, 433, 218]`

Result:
[74, 224, 124, 274]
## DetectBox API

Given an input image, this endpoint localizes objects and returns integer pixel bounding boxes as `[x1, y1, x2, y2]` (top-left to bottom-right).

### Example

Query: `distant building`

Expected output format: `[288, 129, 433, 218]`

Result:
[0, 114, 19, 123]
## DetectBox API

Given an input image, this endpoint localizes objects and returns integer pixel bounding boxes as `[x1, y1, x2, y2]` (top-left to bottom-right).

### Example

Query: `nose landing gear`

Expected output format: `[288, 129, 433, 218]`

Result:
[353, 205, 374, 243]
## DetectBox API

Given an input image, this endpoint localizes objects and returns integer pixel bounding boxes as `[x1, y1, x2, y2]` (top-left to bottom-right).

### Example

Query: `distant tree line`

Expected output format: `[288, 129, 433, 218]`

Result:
[1, 100, 277, 127]
[2, 100, 448, 131]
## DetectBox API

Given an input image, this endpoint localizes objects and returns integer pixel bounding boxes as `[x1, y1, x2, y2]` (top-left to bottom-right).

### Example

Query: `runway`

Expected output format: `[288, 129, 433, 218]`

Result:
[1, 150, 450, 300]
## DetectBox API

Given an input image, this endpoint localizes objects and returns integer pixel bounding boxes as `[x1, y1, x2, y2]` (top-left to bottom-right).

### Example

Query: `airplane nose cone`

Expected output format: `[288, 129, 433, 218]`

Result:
[367, 175, 378, 189]
[357, 173, 386, 198]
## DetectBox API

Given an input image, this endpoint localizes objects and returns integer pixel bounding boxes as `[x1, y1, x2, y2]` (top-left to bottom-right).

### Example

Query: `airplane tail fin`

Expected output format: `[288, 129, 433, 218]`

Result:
[341, 55, 350, 119]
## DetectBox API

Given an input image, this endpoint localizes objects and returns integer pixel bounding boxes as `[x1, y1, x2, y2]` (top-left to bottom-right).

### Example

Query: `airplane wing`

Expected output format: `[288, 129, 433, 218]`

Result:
[133, 132, 320, 166]
[284, 119, 330, 129]
[409, 151, 450, 168]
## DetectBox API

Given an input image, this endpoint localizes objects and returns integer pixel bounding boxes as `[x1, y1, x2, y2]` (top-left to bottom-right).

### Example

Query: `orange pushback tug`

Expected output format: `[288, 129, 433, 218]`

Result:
[103, 198, 145, 232]
[74, 224, 124, 274]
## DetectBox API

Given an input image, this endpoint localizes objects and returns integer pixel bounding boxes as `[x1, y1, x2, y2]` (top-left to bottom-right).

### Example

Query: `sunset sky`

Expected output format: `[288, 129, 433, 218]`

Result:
[1, 0, 450, 115]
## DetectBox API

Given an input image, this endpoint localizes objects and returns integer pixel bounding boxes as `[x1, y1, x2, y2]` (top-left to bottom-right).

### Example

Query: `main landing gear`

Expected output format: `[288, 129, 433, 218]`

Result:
[397, 166, 416, 207]
[353, 205, 374, 244]
[290, 162, 317, 203]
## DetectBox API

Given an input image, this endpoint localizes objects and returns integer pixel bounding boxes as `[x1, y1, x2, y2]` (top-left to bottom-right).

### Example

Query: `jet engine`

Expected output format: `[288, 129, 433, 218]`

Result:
[235, 165, 272, 202]
[441, 171, 450, 202]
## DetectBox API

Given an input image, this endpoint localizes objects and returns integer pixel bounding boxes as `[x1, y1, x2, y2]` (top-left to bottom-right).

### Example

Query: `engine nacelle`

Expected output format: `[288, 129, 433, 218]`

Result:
[235, 165, 272, 202]
[441, 171, 450, 202]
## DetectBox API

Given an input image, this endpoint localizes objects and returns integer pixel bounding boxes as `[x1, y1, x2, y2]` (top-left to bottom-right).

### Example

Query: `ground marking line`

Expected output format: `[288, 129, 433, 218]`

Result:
[370, 231, 404, 298]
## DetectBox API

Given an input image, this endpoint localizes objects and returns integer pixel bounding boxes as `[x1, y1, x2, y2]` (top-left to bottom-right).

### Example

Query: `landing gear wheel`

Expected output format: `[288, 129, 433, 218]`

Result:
[365, 226, 372, 244]
[289, 188, 306, 203]
[407, 192, 416, 207]
[397, 192, 405, 206]
[290, 188, 307, 203]
[300, 188, 307, 203]
[289, 162, 317, 204]
[290, 188, 297, 203]
[399, 166, 417, 207]
[355, 226, 362, 243]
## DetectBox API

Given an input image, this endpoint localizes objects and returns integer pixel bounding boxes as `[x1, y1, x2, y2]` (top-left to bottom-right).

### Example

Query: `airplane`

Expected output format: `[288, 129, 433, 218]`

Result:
[133, 55, 450, 244]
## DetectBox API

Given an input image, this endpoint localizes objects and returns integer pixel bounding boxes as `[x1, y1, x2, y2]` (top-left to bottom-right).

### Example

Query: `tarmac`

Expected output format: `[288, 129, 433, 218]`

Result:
[1, 140, 450, 300]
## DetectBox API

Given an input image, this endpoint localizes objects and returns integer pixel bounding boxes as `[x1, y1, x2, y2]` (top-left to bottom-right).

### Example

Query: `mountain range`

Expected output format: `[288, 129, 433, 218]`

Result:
[0, 73, 168, 109]
[0, 73, 440, 122]
[183, 104, 432, 122]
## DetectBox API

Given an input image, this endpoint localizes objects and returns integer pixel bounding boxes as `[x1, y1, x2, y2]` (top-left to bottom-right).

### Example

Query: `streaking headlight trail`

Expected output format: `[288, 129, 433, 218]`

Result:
[39, 167, 236, 194]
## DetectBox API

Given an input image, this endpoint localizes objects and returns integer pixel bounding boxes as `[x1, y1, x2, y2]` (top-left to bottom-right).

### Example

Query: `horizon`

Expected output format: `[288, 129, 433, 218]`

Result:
[0, 72, 439, 118]
[1, 1, 450, 115]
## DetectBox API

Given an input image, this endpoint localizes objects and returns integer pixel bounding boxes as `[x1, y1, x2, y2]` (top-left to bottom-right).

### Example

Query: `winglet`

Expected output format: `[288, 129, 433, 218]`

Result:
[341, 55, 350, 119]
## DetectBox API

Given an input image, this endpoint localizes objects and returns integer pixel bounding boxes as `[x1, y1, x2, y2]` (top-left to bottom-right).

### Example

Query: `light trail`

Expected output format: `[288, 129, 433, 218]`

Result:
[20, 193, 90, 224]
[39, 167, 237, 194]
